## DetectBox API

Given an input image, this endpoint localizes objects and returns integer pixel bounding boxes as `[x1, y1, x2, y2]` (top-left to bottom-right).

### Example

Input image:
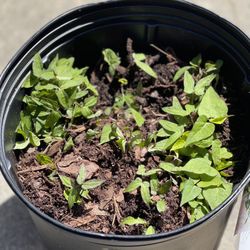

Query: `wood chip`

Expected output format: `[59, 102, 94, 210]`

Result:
[99, 187, 114, 209]
[45, 140, 64, 157]
[65, 215, 97, 228]
[85, 203, 109, 216]
[82, 160, 100, 179]
[57, 155, 82, 168]
[115, 189, 124, 203]
[67, 125, 86, 133]
[58, 159, 100, 179]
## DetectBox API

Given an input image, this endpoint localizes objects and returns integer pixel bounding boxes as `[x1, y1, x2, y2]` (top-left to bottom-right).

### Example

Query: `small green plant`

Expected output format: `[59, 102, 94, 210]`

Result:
[124, 165, 168, 212]
[122, 54, 234, 226]
[102, 48, 121, 76]
[132, 53, 157, 78]
[14, 54, 98, 149]
[120, 216, 156, 235]
[59, 165, 104, 209]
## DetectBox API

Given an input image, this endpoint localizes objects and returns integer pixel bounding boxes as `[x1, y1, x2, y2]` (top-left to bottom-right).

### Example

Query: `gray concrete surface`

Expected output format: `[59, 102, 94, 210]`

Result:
[0, 0, 249, 249]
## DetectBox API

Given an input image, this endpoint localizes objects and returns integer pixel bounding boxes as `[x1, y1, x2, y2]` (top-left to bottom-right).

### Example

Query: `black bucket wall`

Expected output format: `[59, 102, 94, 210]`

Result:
[0, 1, 249, 250]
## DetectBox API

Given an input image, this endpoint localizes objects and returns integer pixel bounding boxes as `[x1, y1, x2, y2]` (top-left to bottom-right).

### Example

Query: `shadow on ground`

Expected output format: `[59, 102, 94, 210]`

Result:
[0, 196, 46, 250]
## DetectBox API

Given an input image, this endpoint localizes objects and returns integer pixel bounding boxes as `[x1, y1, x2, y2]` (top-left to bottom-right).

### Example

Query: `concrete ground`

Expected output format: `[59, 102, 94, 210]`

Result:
[0, 0, 249, 249]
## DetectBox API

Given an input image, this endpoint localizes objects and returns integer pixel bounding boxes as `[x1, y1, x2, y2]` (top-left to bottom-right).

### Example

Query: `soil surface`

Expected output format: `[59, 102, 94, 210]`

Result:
[15, 38, 248, 235]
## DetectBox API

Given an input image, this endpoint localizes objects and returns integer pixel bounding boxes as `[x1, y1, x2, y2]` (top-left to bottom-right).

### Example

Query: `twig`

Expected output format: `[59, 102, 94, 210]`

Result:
[112, 196, 122, 226]
[17, 165, 49, 174]
[150, 44, 177, 62]
[151, 111, 168, 117]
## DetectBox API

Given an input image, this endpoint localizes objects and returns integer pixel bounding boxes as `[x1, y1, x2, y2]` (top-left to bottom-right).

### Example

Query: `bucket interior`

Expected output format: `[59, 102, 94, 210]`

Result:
[0, 0, 249, 237]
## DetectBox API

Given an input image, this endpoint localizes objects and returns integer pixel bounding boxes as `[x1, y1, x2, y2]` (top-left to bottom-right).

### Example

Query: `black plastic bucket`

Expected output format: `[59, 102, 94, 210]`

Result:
[0, 1, 249, 249]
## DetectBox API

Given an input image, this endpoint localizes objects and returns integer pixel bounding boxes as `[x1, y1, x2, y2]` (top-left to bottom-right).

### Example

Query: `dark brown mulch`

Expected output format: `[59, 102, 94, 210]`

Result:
[15, 38, 248, 235]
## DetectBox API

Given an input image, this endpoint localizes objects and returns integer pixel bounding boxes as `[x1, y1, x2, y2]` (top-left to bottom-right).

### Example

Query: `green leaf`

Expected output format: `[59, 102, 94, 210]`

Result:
[185, 116, 215, 147]
[36, 153, 53, 165]
[141, 169, 161, 176]
[86, 110, 103, 119]
[160, 158, 219, 181]
[116, 138, 126, 153]
[173, 66, 191, 82]
[183, 71, 195, 94]
[162, 97, 189, 116]
[14, 138, 30, 150]
[140, 181, 151, 206]
[180, 178, 202, 206]
[52, 124, 65, 138]
[48, 54, 59, 70]
[190, 54, 202, 67]
[35, 83, 58, 91]
[121, 216, 147, 226]
[56, 89, 68, 109]
[76, 165, 87, 185]
[75, 90, 88, 100]
[80, 189, 91, 199]
[211, 140, 233, 165]
[59, 175, 74, 188]
[136, 165, 146, 175]
[158, 180, 172, 195]
[190, 205, 207, 223]
[68, 188, 79, 209]
[32, 53, 43, 77]
[181, 158, 218, 180]
[197, 175, 223, 188]
[86, 129, 98, 139]
[102, 48, 121, 76]
[198, 86, 228, 119]
[152, 128, 183, 151]
[57, 57, 74, 67]
[22, 74, 38, 88]
[124, 92, 136, 107]
[55, 64, 73, 80]
[81, 179, 104, 190]
[145, 226, 156, 235]
[194, 74, 216, 96]
[171, 131, 189, 151]
[209, 116, 227, 125]
[81, 106, 93, 118]
[48, 170, 57, 181]
[40, 70, 55, 81]
[185, 104, 196, 113]
[118, 78, 128, 85]
[83, 76, 98, 96]
[132, 53, 157, 78]
[100, 124, 112, 144]
[188, 200, 201, 209]
[205, 60, 223, 73]
[150, 174, 159, 195]
[124, 177, 142, 193]
[194, 136, 213, 148]
[157, 128, 171, 138]
[84, 96, 98, 107]
[129, 108, 145, 127]
[60, 76, 84, 90]
[156, 199, 167, 213]
[203, 181, 232, 209]
[63, 136, 74, 152]
[29, 131, 40, 147]
[216, 160, 234, 171]
[114, 126, 124, 139]
[159, 162, 176, 173]
[20, 112, 32, 130]
[45, 110, 61, 129]
[159, 120, 181, 132]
